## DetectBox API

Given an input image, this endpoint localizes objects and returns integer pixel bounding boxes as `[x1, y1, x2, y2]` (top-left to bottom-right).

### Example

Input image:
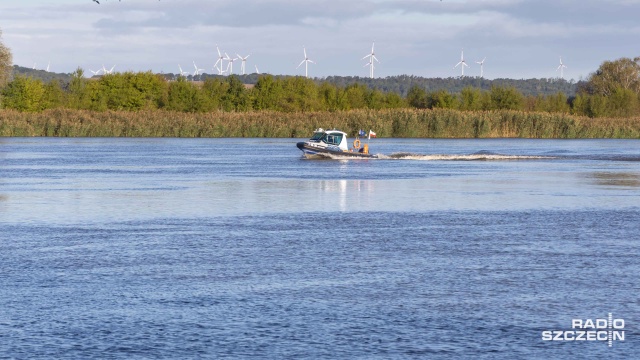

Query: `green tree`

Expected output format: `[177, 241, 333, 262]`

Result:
[572, 93, 608, 118]
[97, 71, 167, 110]
[201, 77, 228, 111]
[428, 89, 456, 109]
[343, 83, 367, 110]
[166, 77, 204, 112]
[489, 86, 523, 110]
[66, 68, 90, 109]
[42, 80, 65, 109]
[318, 81, 339, 111]
[222, 75, 250, 111]
[383, 92, 405, 108]
[407, 85, 428, 108]
[586, 57, 640, 96]
[1, 75, 46, 112]
[459, 87, 483, 111]
[530, 92, 570, 113]
[252, 75, 282, 110]
[545, 92, 570, 113]
[606, 87, 639, 117]
[364, 88, 385, 110]
[85, 80, 108, 111]
[0, 29, 11, 89]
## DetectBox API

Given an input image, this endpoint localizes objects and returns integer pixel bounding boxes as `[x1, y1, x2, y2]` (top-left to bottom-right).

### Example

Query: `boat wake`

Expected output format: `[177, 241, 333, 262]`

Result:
[380, 152, 554, 161]
[306, 152, 553, 161]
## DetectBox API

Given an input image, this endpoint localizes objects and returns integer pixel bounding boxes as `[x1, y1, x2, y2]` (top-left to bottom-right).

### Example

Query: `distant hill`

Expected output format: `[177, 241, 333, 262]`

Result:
[12, 65, 579, 97]
[318, 75, 580, 97]
[12, 65, 72, 84]
[177, 73, 581, 97]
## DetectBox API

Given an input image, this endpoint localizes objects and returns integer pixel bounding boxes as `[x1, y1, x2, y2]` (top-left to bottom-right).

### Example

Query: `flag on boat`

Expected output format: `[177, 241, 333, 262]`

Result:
[368, 130, 377, 139]
[358, 129, 367, 137]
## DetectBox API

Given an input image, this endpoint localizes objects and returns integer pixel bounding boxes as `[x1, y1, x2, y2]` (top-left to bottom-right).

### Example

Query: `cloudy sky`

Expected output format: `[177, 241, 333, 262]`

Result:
[0, 0, 638, 80]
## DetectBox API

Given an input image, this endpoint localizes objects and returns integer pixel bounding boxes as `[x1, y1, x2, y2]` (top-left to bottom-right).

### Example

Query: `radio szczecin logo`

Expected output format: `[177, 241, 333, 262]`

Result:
[542, 313, 625, 347]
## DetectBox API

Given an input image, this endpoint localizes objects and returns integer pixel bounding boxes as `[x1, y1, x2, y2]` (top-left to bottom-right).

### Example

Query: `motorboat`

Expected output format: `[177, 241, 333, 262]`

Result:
[296, 128, 377, 159]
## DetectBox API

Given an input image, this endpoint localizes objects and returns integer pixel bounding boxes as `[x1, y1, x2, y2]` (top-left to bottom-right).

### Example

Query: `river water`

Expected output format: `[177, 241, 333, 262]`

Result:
[1, 138, 638, 359]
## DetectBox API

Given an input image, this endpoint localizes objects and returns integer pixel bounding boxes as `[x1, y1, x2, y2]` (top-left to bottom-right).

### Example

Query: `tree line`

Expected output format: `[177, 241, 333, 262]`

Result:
[2, 64, 639, 118]
[12, 64, 578, 97]
[0, 69, 406, 113]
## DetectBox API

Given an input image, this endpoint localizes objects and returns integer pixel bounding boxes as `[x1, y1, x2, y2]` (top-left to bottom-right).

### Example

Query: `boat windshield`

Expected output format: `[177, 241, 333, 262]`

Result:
[310, 132, 324, 141]
[323, 133, 343, 145]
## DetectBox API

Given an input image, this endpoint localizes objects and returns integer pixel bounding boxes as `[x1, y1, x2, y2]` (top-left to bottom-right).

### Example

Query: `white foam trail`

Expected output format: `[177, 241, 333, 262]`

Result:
[381, 153, 554, 161]
[321, 153, 376, 160]
[303, 152, 554, 161]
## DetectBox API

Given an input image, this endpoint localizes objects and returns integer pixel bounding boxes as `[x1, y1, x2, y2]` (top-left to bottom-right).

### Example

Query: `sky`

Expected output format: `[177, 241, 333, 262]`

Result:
[0, 0, 638, 80]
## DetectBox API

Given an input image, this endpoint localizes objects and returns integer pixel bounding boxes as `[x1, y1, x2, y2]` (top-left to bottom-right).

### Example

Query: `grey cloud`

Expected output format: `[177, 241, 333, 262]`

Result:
[489, 0, 640, 27]
[92, 0, 372, 31]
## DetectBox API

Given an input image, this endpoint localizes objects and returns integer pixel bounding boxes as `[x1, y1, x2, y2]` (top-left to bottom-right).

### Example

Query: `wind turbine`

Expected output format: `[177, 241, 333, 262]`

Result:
[178, 64, 189, 77]
[193, 61, 204, 79]
[557, 56, 567, 79]
[46, 62, 50, 72]
[214, 45, 225, 75]
[475, 57, 486, 78]
[454, 49, 469, 77]
[361, 42, 379, 78]
[102, 65, 115, 75]
[297, 46, 315, 78]
[89, 68, 102, 76]
[216, 64, 227, 75]
[224, 53, 238, 75]
[237, 54, 250, 75]
[255, 65, 260, 74]
[363, 58, 375, 78]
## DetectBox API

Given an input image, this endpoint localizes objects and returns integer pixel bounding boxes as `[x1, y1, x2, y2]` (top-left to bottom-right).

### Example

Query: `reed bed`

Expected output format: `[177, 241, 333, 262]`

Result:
[1, 108, 640, 138]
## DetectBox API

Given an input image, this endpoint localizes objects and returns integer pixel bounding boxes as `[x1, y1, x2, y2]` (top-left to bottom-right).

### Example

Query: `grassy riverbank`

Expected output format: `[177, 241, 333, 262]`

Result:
[1, 108, 640, 138]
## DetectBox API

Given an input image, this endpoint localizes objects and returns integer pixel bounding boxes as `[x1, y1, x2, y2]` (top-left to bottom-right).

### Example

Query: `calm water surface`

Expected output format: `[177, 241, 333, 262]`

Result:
[1, 138, 639, 359]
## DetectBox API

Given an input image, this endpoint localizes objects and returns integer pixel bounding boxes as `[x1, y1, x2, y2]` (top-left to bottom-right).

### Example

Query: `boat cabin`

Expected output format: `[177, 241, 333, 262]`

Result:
[309, 128, 349, 151]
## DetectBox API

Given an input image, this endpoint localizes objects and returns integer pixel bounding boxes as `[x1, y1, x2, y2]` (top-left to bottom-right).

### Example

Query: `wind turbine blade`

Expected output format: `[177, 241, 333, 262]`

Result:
[372, 55, 379, 63]
[362, 54, 371, 60]
[304, 47, 307, 58]
[297, 60, 305, 68]
[454, 61, 462, 68]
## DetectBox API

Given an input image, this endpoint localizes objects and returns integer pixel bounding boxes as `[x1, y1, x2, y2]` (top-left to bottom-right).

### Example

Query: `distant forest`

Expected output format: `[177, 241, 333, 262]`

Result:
[12, 65, 579, 97]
